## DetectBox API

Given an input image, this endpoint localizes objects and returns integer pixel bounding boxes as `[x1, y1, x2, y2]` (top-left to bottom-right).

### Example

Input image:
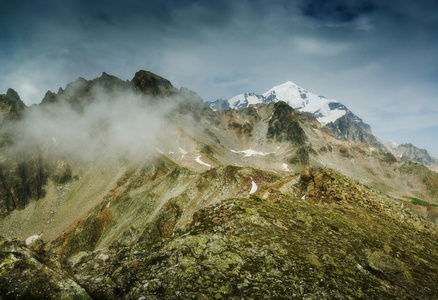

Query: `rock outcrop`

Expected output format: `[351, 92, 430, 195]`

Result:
[0, 89, 26, 123]
[325, 115, 386, 151]
[131, 70, 177, 97]
[0, 153, 48, 214]
[0, 235, 91, 299]
[267, 101, 307, 145]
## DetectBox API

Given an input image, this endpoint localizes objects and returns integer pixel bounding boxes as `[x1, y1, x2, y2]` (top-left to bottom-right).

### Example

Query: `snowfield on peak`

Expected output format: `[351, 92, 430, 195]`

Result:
[220, 81, 354, 125]
[228, 92, 267, 110]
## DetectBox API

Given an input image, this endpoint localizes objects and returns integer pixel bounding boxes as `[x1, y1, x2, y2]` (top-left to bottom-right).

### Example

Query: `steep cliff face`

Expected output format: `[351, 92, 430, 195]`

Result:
[0, 153, 48, 214]
[0, 88, 26, 123]
[131, 70, 178, 97]
[0, 90, 49, 215]
[41, 72, 134, 111]
[325, 115, 385, 150]
[267, 101, 307, 145]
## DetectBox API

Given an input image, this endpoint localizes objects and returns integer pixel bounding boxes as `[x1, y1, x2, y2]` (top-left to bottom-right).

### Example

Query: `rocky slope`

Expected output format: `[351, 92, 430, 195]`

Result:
[390, 143, 438, 170]
[2, 166, 438, 299]
[0, 236, 90, 299]
[1, 71, 438, 299]
[209, 80, 388, 155]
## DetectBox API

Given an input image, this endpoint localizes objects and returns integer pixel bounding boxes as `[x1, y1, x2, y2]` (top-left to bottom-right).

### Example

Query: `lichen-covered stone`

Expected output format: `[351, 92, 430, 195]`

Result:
[61, 185, 438, 299]
[0, 236, 91, 299]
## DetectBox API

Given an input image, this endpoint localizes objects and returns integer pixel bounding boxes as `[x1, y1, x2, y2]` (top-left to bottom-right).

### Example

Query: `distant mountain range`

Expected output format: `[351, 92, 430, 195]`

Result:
[209, 81, 385, 151]
[209, 81, 438, 167]
[390, 143, 438, 169]
[209, 81, 370, 129]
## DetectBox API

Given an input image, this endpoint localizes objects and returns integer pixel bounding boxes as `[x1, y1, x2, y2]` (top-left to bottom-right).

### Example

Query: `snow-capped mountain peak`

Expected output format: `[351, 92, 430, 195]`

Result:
[218, 81, 351, 125]
[228, 92, 266, 110]
[207, 80, 372, 131]
[263, 81, 316, 109]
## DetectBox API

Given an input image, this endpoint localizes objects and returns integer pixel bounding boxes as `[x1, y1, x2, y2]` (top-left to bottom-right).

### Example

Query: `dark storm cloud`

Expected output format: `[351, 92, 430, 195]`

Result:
[92, 11, 115, 26]
[0, 0, 438, 155]
[301, 0, 376, 23]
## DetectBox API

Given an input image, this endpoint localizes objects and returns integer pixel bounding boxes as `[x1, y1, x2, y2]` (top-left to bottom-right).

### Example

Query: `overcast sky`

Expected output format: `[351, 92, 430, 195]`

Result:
[1, 0, 437, 156]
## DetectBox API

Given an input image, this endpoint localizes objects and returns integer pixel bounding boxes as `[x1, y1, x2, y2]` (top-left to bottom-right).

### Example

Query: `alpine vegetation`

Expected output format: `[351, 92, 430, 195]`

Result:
[1, 70, 438, 299]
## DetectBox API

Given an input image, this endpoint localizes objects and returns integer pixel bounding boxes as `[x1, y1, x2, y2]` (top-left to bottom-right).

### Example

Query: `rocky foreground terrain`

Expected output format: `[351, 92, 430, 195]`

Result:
[1, 71, 438, 299]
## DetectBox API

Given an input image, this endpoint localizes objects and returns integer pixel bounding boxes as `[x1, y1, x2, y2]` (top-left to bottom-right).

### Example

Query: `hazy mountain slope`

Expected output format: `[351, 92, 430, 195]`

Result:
[1, 70, 438, 299]
[209, 80, 388, 153]
[0, 88, 26, 123]
[2, 76, 437, 240]
[390, 143, 438, 170]
[0, 157, 127, 241]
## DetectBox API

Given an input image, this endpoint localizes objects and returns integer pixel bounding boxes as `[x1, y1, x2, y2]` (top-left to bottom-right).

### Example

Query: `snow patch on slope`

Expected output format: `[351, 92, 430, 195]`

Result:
[195, 155, 211, 167]
[231, 149, 273, 157]
[249, 177, 258, 194]
[25, 235, 41, 245]
[179, 147, 187, 157]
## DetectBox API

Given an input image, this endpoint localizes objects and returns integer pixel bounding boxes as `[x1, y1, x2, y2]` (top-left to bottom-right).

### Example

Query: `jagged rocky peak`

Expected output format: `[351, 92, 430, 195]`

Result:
[1, 88, 25, 108]
[131, 70, 178, 96]
[209, 98, 230, 111]
[41, 90, 57, 105]
[267, 101, 307, 145]
[40, 72, 133, 108]
[393, 143, 438, 166]
[0, 88, 27, 121]
[6, 88, 21, 101]
[325, 115, 386, 151]
[39, 70, 205, 114]
[213, 80, 369, 130]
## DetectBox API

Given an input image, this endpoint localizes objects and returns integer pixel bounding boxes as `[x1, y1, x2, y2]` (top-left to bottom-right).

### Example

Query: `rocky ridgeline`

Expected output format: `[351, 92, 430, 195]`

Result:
[64, 182, 438, 299]
[295, 167, 433, 233]
[295, 167, 368, 204]
[2, 166, 437, 299]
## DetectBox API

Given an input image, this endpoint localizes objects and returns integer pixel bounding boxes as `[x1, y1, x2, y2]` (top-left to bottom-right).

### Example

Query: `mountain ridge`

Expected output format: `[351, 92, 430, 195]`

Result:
[388, 142, 438, 171]
[1, 70, 438, 299]
[209, 80, 371, 129]
[209, 80, 389, 153]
